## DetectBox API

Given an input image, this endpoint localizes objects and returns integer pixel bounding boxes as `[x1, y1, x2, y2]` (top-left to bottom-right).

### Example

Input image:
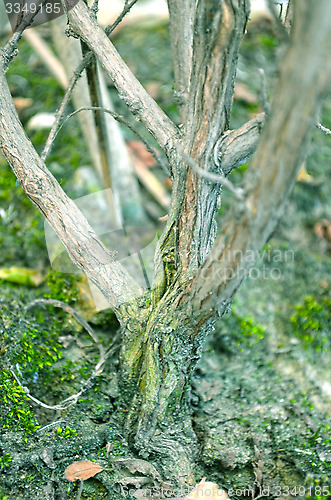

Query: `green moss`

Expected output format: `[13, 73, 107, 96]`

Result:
[0, 453, 12, 470]
[10, 323, 62, 382]
[45, 269, 79, 304]
[56, 426, 78, 439]
[0, 162, 45, 267]
[290, 294, 331, 351]
[0, 369, 39, 436]
[234, 312, 265, 342]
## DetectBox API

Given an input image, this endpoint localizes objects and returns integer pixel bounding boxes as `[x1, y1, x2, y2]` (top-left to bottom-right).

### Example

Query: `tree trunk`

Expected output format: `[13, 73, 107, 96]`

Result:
[116, 277, 224, 482]
[118, 305, 199, 481]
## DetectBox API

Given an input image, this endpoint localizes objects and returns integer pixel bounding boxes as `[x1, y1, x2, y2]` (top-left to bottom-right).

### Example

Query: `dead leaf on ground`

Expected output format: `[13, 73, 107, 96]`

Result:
[64, 460, 106, 482]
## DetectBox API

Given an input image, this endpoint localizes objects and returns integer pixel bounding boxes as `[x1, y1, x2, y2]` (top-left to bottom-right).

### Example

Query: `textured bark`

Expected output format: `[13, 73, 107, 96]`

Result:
[216, 112, 265, 175]
[167, 0, 195, 113]
[176, 0, 251, 274]
[119, 296, 200, 482]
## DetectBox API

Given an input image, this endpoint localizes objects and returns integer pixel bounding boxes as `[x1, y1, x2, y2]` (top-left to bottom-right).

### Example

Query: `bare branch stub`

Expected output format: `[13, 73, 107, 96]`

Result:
[215, 113, 265, 175]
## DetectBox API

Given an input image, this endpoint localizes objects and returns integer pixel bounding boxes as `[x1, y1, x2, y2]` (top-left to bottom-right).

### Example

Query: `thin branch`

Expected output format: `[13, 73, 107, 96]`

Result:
[104, 0, 138, 36]
[24, 298, 104, 358]
[96, 64, 150, 224]
[0, 0, 47, 70]
[10, 333, 120, 411]
[63, 0, 179, 152]
[317, 122, 331, 136]
[42, 0, 139, 162]
[41, 50, 93, 161]
[181, 149, 245, 201]
[53, 105, 170, 176]
[80, 41, 112, 190]
[36, 420, 67, 433]
[284, 0, 293, 30]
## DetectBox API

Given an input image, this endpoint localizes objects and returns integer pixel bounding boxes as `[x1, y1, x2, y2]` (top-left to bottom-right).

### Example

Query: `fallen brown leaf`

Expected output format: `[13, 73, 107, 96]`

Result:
[64, 460, 106, 482]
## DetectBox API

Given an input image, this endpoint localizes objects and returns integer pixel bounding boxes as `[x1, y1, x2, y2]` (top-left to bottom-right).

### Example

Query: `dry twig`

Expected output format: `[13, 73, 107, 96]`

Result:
[49, 105, 170, 176]
[11, 332, 120, 411]
[179, 147, 245, 200]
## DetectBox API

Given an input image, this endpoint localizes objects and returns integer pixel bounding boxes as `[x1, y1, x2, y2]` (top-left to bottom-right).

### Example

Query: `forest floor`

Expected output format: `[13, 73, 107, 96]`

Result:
[0, 11, 331, 500]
